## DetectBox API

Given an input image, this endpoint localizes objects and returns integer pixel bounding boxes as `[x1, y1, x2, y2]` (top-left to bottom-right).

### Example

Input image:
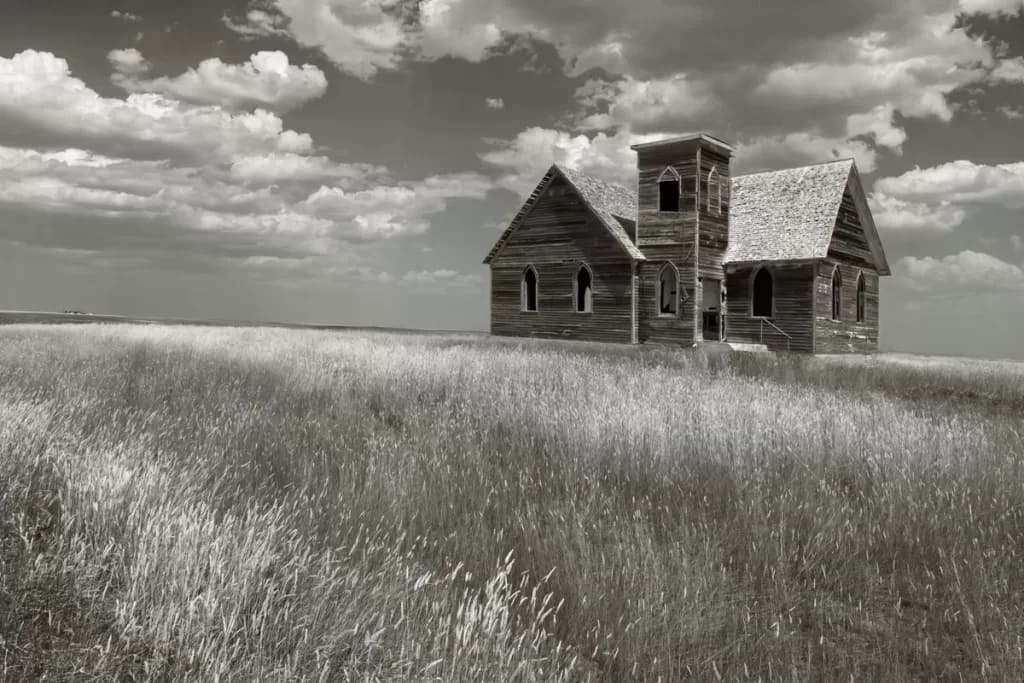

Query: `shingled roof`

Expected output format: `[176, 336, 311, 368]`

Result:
[482, 164, 644, 264]
[725, 158, 854, 265]
[484, 157, 890, 274]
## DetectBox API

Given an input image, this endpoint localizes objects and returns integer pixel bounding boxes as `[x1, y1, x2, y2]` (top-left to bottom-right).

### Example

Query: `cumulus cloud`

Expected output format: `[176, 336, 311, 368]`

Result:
[958, 0, 1024, 15]
[0, 45, 497, 271]
[110, 10, 142, 22]
[107, 48, 151, 76]
[575, 74, 718, 132]
[869, 192, 967, 232]
[223, 0, 408, 80]
[110, 50, 327, 113]
[0, 50, 313, 162]
[301, 172, 494, 239]
[222, 9, 291, 38]
[874, 160, 1024, 208]
[897, 250, 1024, 293]
[990, 57, 1024, 83]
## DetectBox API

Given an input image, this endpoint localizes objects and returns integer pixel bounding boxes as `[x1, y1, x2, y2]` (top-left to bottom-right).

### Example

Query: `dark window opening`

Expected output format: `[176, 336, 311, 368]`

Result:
[831, 268, 842, 321]
[659, 265, 678, 314]
[576, 266, 592, 313]
[522, 267, 537, 312]
[752, 268, 773, 317]
[659, 180, 680, 212]
[856, 273, 866, 323]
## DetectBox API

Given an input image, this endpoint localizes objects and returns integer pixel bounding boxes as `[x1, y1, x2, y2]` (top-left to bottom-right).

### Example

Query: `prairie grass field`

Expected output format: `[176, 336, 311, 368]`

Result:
[1, 323, 1023, 681]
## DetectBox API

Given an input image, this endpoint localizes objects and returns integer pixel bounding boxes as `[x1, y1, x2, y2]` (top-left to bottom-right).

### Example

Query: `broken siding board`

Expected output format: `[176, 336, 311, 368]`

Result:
[814, 260, 879, 353]
[724, 264, 815, 352]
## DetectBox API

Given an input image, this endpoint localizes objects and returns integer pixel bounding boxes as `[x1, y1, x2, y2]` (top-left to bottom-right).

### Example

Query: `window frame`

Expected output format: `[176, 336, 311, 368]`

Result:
[657, 262, 680, 317]
[521, 264, 539, 313]
[707, 166, 721, 216]
[573, 263, 594, 314]
[750, 266, 774, 319]
[657, 166, 682, 213]
[831, 266, 842, 322]
[855, 271, 866, 323]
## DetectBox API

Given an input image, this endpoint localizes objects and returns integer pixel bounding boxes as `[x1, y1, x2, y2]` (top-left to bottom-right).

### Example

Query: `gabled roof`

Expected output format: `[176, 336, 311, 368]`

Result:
[483, 158, 891, 275]
[725, 158, 890, 275]
[482, 164, 644, 265]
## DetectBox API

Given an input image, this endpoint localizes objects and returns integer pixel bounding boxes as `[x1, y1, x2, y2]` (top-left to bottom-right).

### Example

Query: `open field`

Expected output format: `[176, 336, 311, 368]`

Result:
[1, 323, 1023, 681]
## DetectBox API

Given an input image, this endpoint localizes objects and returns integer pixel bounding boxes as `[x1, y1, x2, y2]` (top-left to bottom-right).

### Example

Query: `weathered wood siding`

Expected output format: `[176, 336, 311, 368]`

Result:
[696, 147, 731, 279]
[634, 142, 701, 346]
[724, 264, 815, 352]
[814, 262, 880, 353]
[488, 174, 635, 343]
[637, 257, 697, 345]
[814, 188, 882, 353]
[828, 189, 875, 270]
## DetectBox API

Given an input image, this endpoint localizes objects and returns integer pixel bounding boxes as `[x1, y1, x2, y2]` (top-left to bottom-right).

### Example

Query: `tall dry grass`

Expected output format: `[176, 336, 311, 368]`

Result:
[1, 323, 1023, 681]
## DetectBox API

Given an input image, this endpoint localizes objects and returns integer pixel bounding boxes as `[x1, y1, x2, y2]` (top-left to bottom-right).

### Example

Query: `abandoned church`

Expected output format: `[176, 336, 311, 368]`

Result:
[482, 133, 891, 353]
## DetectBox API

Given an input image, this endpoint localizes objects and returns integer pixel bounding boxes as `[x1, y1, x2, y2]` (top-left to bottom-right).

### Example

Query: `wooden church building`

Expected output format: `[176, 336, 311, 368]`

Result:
[482, 133, 890, 353]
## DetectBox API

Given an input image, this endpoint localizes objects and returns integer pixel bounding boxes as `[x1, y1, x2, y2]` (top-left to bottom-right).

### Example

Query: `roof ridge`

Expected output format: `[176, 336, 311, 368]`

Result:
[735, 157, 855, 178]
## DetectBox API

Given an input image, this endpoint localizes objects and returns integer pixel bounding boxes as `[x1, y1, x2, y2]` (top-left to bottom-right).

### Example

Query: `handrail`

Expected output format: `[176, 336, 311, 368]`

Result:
[760, 318, 791, 352]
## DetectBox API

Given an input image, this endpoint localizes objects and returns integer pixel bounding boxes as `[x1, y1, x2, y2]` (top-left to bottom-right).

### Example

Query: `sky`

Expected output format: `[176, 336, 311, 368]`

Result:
[0, 0, 1022, 360]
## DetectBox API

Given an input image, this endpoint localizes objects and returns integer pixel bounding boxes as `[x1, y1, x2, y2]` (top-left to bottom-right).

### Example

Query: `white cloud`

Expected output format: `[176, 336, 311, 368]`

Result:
[225, 0, 408, 80]
[958, 0, 1024, 16]
[575, 74, 718, 132]
[485, 97, 504, 110]
[417, 0, 505, 62]
[302, 172, 494, 239]
[110, 50, 327, 113]
[998, 105, 1024, 119]
[110, 10, 142, 22]
[874, 160, 1024, 209]
[897, 250, 1024, 293]
[990, 57, 1024, 83]
[480, 126, 658, 194]
[222, 9, 291, 38]
[733, 132, 878, 174]
[229, 152, 386, 184]
[869, 192, 967, 232]
[107, 48, 151, 76]
[401, 269, 481, 287]
[0, 50, 313, 162]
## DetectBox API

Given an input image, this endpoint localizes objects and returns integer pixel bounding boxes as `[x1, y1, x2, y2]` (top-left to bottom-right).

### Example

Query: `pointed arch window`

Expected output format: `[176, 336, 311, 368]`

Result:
[658, 166, 681, 212]
[574, 264, 593, 313]
[658, 263, 678, 315]
[521, 266, 538, 312]
[752, 267, 773, 318]
[855, 272, 866, 323]
[831, 267, 842, 321]
[707, 166, 721, 216]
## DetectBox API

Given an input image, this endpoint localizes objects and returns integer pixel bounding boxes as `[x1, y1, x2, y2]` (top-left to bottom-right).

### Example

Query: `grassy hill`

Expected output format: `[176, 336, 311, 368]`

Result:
[1, 323, 1022, 680]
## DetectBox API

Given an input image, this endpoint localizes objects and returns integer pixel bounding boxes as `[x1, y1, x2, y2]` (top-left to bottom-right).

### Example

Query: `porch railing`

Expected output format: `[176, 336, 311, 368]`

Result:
[760, 318, 791, 352]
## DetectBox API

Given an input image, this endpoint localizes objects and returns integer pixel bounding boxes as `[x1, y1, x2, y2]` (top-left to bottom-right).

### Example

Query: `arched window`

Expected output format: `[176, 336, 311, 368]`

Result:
[574, 264, 593, 313]
[831, 267, 842, 321]
[856, 272, 866, 323]
[752, 267, 773, 318]
[658, 166, 681, 212]
[521, 266, 538, 312]
[707, 166, 721, 216]
[658, 263, 678, 315]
